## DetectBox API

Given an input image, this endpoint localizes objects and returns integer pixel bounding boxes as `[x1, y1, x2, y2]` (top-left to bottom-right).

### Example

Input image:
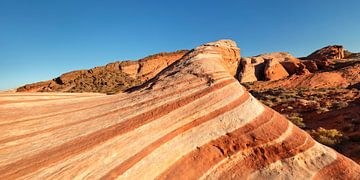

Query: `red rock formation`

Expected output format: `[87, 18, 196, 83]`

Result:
[1, 40, 359, 179]
[16, 50, 189, 94]
[307, 45, 345, 60]
[264, 58, 289, 80]
[238, 52, 301, 82]
[280, 61, 311, 75]
[237, 58, 258, 82]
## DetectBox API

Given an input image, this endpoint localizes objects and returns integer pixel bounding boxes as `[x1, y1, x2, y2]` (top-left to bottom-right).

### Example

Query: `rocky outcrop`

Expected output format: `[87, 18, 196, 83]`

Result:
[307, 45, 345, 60]
[264, 58, 289, 80]
[302, 60, 318, 73]
[238, 52, 300, 82]
[237, 58, 258, 82]
[16, 50, 189, 94]
[1, 40, 359, 179]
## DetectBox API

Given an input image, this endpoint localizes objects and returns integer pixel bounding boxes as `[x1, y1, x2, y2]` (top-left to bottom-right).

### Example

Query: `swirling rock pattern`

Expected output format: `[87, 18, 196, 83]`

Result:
[0, 40, 359, 179]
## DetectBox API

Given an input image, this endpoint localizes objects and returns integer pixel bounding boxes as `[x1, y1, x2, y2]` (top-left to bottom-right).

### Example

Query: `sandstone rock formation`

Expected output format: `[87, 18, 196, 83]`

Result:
[1, 40, 359, 179]
[306, 45, 345, 60]
[237, 58, 257, 82]
[238, 52, 301, 82]
[16, 50, 189, 94]
[264, 58, 289, 80]
[280, 61, 311, 75]
[237, 57, 265, 82]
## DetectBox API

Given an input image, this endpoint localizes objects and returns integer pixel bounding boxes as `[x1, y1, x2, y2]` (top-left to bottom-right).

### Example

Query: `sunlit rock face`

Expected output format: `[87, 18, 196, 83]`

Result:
[0, 40, 359, 179]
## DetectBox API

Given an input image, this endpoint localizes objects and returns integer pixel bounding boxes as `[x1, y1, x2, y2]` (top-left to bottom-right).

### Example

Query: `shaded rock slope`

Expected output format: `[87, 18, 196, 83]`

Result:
[0, 40, 359, 179]
[16, 50, 189, 94]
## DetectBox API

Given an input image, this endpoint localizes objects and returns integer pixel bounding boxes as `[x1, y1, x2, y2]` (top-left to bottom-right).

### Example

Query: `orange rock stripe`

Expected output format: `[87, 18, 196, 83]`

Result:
[14, 78, 238, 179]
[0, 78, 236, 179]
[0, 78, 218, 145]
[0, 75, 227, 127]
[100, 90, 250, 179]
[217, 121, 315, 179]
[156, 107, 275, 180]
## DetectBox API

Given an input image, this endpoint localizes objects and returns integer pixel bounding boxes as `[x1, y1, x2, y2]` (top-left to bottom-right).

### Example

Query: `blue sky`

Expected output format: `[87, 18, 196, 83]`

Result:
[1, 0, 359, 90]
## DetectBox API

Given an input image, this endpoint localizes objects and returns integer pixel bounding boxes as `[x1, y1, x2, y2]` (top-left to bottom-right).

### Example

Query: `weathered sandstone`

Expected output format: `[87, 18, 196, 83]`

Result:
[264, 58, 289, 81]
[238, 52, 300, 82]
[0, 40, 359, 179]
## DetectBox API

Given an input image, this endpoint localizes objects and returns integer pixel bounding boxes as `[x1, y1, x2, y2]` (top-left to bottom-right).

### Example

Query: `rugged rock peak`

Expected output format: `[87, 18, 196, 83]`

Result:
[1, 40, 359, 179]
[307, 45, 345, 60]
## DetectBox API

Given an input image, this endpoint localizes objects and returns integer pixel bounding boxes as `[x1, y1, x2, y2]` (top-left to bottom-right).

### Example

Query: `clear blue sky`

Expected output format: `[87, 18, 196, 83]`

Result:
[1, 0, 359, 90]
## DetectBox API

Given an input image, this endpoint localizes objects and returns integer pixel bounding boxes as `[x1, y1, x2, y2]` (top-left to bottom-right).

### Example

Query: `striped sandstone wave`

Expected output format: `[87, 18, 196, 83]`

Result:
[0, 40, 359, 179]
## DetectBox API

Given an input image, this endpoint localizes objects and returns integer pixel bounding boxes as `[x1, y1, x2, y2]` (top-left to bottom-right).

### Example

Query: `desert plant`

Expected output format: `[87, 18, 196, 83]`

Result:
[316, 107, 330, 114]
[332, 101, 349, 110]
[310, 127, 344, 146]
[288, 116, 306, 128]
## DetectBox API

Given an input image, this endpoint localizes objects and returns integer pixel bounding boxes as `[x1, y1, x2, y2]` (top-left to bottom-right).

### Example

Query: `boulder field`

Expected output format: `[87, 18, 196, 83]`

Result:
[0, 40, 359, 179]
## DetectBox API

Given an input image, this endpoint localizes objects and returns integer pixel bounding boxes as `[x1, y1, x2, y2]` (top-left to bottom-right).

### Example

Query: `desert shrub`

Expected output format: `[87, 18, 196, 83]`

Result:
[263, 100, 274, 107]
[316, 107, 330, 114]
[310, 127, 344, 146]
[288, 116, 306, 128]
[332, 101, 349, 110]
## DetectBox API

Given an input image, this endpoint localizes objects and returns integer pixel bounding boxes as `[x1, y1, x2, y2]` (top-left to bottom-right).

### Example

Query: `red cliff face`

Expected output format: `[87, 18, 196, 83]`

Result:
[1, 40, 359, 179]
[16, 50, 189, 94]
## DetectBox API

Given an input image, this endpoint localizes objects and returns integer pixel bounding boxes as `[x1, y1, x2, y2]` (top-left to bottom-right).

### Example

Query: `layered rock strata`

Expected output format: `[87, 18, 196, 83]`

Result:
[0, 40, 359, 179]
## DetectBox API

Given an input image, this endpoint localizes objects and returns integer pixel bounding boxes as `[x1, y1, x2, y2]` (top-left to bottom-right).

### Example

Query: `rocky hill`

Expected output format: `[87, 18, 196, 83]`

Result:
[0, 40, 359, 179]
[17, 50, 189, 94]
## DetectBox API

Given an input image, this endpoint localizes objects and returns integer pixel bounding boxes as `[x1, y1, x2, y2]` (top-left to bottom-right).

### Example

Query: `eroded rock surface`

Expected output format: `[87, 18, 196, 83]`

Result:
[1, 40, 359, 179]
